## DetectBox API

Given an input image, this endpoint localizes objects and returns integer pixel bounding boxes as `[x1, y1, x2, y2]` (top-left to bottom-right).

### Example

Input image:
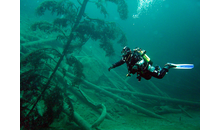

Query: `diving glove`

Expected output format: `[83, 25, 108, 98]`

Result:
[137, 74, 141, 81]
[126, 72, 131, 77]
[108, 66, 113, 71]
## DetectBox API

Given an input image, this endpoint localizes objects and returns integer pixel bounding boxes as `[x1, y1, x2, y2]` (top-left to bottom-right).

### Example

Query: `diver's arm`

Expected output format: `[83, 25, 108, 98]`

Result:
[112, 59, 125, 68]
[108, 59, 125, 71]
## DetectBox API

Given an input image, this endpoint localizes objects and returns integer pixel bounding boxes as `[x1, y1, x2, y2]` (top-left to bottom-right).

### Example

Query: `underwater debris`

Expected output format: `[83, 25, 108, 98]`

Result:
[20, 48, 75, 129]
[36, 0, 77, 17]
[36, 0, 78, 24]
[153, 106, 182, 115]
[79, 0, 128, 20]
[31, 0, 128, 56]
[53, 18, 69, 28]
[117, 32, 127, 46]
[106, 0, 128, 20]
[104, 87, 200, 107]
[36, 0, 57, 16]
[81, 79, 167, 120]
[31, 21, 67, 36]
[65, 54, 85, 86]
[21, 0, 131, 129]
[99, 37, 115, 57]
[20, 33, 40, 43]
[94, 0, 109, 18]
[31, 21, 53, 32]
[21, 48, 61, 69]
[75, 18, 127, 56]
[117, 0, 128, 20]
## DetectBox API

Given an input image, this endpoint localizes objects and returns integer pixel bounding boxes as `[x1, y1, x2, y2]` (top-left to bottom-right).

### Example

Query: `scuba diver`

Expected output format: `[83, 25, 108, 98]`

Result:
[108, 46, 176, 81]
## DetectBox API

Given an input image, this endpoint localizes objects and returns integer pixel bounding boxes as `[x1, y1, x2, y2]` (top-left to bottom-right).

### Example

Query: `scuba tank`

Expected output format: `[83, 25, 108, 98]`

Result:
[138, 50, 150, 63]
[134, 48, 152, 64]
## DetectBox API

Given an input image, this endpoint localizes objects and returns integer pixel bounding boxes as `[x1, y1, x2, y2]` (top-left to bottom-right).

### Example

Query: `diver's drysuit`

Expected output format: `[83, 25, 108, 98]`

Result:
[108, 47, 171, 81]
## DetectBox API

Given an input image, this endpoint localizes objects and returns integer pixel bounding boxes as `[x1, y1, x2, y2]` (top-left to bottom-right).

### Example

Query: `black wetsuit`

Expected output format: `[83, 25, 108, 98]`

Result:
[111, 51, 168, 80]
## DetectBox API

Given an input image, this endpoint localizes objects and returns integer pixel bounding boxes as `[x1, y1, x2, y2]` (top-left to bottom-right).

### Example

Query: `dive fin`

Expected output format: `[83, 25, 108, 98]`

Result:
[169, 63, 194, 69]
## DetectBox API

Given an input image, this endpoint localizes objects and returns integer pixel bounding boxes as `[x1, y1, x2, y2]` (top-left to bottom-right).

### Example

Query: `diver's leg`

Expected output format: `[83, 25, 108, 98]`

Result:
[150, 68, 168, 79]
[148, 64, 169, 79]
[141, 74, 152, 80]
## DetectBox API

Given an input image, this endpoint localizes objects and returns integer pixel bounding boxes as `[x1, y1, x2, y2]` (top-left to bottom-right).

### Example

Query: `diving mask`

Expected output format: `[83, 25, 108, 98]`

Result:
[121, 46, 131, 56]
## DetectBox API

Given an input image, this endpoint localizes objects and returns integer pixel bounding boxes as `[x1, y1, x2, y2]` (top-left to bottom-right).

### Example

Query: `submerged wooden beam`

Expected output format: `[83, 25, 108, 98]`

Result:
[73, 104, 107, 130]
[65, 72, 168, 120]
[21, 38, 61, 48]
[91, 104, 107, 128]
[80, 79, 168, 121]
[67, 87, 114, 121]
[178, 105, 193, 118]
[104, 87, 200, 107]
[73, 111, 92, 130]
[142, 81, 194, 118]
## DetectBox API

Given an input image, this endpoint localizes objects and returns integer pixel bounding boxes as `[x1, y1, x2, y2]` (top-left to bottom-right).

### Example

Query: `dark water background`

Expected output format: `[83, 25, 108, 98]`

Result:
[20, 0, 200, 101]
